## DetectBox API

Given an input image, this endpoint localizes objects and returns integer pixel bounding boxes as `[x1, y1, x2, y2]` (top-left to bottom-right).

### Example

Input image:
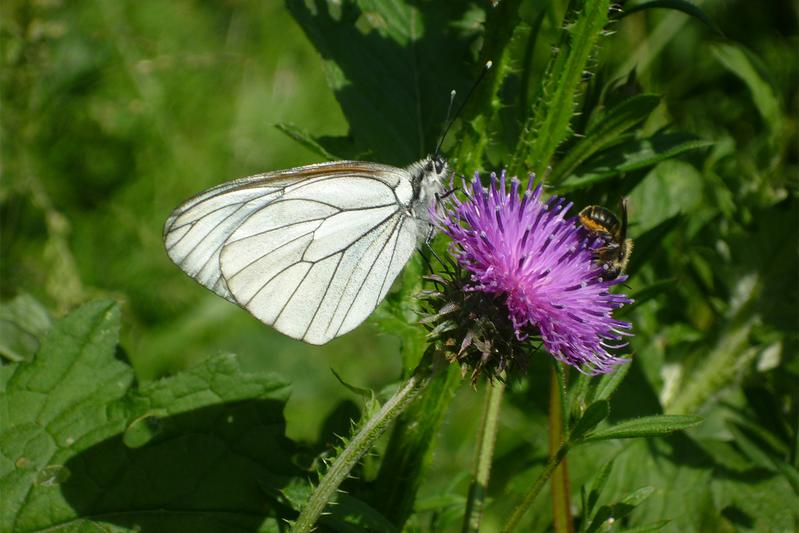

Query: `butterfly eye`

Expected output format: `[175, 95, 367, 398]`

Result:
[434, 158, 445, 174]
[425, 160, 434, 172]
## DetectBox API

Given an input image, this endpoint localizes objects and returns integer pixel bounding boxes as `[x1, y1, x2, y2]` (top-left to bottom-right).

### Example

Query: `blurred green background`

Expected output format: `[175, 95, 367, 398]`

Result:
[2, 0, 798, 530]
[1, 1, 411, 444]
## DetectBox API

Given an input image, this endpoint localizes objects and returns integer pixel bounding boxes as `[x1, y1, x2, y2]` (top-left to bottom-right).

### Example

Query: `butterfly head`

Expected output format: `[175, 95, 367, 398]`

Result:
[423, 154, 448, 178]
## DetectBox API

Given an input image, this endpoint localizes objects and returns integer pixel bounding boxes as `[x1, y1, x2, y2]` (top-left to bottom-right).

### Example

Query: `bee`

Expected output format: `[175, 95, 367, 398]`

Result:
[578, 198, 633, 279]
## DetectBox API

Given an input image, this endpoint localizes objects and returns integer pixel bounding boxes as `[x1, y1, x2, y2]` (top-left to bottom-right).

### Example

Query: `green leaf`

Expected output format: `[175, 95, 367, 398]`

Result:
[514, 0, 611, 177]
[557, 132, 712, 192]
[274, 122, 340, 160]
[551, 94, 661, 184]
[624, 279, 676, 313]
[583, 414, 702, 442]
[570, 400, 610, 442]
[712, 42, 784, 158]
[586, 459, 614, 518]
[622, 521, 670, 532]
[586, 486, 656, 533]
[617, 485, 655, 509]
[331, 367, 381, 420]
[591, 360, 633, 403]
[320, 493, 400, 533]
[287, 0, 479, 164]
[625, 215, 681, 278]
[0, 294, 52, 363]
[621, 1, 724, 37]
[0, 300, 300, 532]
[453, 0, 523, 171]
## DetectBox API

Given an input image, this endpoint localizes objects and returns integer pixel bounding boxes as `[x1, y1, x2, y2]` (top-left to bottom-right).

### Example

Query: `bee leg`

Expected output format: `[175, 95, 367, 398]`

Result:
[592, 242, 620, 262]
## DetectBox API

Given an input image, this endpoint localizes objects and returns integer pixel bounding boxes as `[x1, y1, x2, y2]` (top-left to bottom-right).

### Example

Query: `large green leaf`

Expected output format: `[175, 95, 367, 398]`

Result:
[595, 436, 799, 531]
[286, 0, 480, 165]
[0, 300, 300, 532]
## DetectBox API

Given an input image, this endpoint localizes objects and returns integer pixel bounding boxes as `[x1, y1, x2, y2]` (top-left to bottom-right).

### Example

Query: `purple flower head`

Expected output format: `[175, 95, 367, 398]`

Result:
[432, 171, 633, 374]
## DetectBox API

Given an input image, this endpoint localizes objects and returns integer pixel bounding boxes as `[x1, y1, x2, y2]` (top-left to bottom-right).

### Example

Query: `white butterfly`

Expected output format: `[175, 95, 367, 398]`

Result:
[164, 156, 448, 345]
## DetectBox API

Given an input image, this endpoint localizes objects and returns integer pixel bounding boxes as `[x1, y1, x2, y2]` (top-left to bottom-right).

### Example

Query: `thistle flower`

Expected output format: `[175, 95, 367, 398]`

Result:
[430, 171, 632, 375]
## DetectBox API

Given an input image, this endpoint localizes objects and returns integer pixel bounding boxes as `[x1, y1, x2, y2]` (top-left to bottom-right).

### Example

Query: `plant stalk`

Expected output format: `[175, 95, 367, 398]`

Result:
[462, 378, 506, 533]
[292, 350, 439, 533]
[549, 363, 574, 533]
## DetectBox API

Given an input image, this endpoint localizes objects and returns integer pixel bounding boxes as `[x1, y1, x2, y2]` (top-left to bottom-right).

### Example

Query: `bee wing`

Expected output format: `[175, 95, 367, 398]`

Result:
[163, 161, 420, 344]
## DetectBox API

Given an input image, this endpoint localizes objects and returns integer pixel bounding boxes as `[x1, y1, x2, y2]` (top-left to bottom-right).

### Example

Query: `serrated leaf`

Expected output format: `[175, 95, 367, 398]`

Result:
[557, 132, 712, 192]
[570, 400, 610, 442]
[0, 300, 300, 532]
[583, 414, 702, 442]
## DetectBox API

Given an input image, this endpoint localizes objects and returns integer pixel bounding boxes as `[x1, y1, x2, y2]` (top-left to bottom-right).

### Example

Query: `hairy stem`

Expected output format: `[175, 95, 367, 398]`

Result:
[372, 362, 461, 526]
[293, 350, 439, 532]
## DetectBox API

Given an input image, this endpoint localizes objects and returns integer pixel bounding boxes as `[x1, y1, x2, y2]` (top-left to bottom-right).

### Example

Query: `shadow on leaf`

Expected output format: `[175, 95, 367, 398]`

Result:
[61, 399, 300, 532]
[286, 0, 479, 164]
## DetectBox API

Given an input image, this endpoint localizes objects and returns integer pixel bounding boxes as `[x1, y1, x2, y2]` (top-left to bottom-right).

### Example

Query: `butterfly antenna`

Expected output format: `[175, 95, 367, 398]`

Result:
[433, 90, 458, 159]
[434, 60, 493, 158]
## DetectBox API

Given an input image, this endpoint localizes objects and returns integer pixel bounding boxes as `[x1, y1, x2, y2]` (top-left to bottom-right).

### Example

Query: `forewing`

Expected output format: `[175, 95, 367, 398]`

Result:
[163, 161, 418, 344]
[220, 186, 420, 345]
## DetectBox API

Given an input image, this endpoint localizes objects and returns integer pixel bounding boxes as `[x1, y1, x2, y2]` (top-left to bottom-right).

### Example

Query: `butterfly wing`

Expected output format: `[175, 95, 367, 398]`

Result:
[163, 161, 420, 344]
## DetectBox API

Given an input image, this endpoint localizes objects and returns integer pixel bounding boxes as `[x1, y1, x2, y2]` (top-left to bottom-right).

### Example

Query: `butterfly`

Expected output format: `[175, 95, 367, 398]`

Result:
[163, 155, 448, 344]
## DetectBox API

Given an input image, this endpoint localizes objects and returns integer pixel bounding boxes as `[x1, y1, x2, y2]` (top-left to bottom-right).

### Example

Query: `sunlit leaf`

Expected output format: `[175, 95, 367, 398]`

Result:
[583, 414, 702, 442]
[0, 300, 300, 532]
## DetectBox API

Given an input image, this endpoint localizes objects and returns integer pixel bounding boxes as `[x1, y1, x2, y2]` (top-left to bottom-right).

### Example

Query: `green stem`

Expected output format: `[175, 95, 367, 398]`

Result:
[372, 362, 461, 526]
[292, 350, 438, 533]
[549, 364, 573, 533]
[462, 378, 506, 533]
[500, 443, 571, 533]
[512, 0, 610, 178]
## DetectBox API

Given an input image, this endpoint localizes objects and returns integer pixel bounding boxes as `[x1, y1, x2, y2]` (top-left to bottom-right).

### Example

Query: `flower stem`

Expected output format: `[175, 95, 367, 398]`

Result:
[549, 363, 573, 533]
[292, 350, 438, 533]
[462, 377, 506, 533]
[372, 363, 461, 526]
[500, 442, 570, 533]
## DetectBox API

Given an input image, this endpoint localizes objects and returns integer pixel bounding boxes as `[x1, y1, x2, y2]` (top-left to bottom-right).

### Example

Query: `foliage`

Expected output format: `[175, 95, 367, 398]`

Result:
[1, 0, 797, 531]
